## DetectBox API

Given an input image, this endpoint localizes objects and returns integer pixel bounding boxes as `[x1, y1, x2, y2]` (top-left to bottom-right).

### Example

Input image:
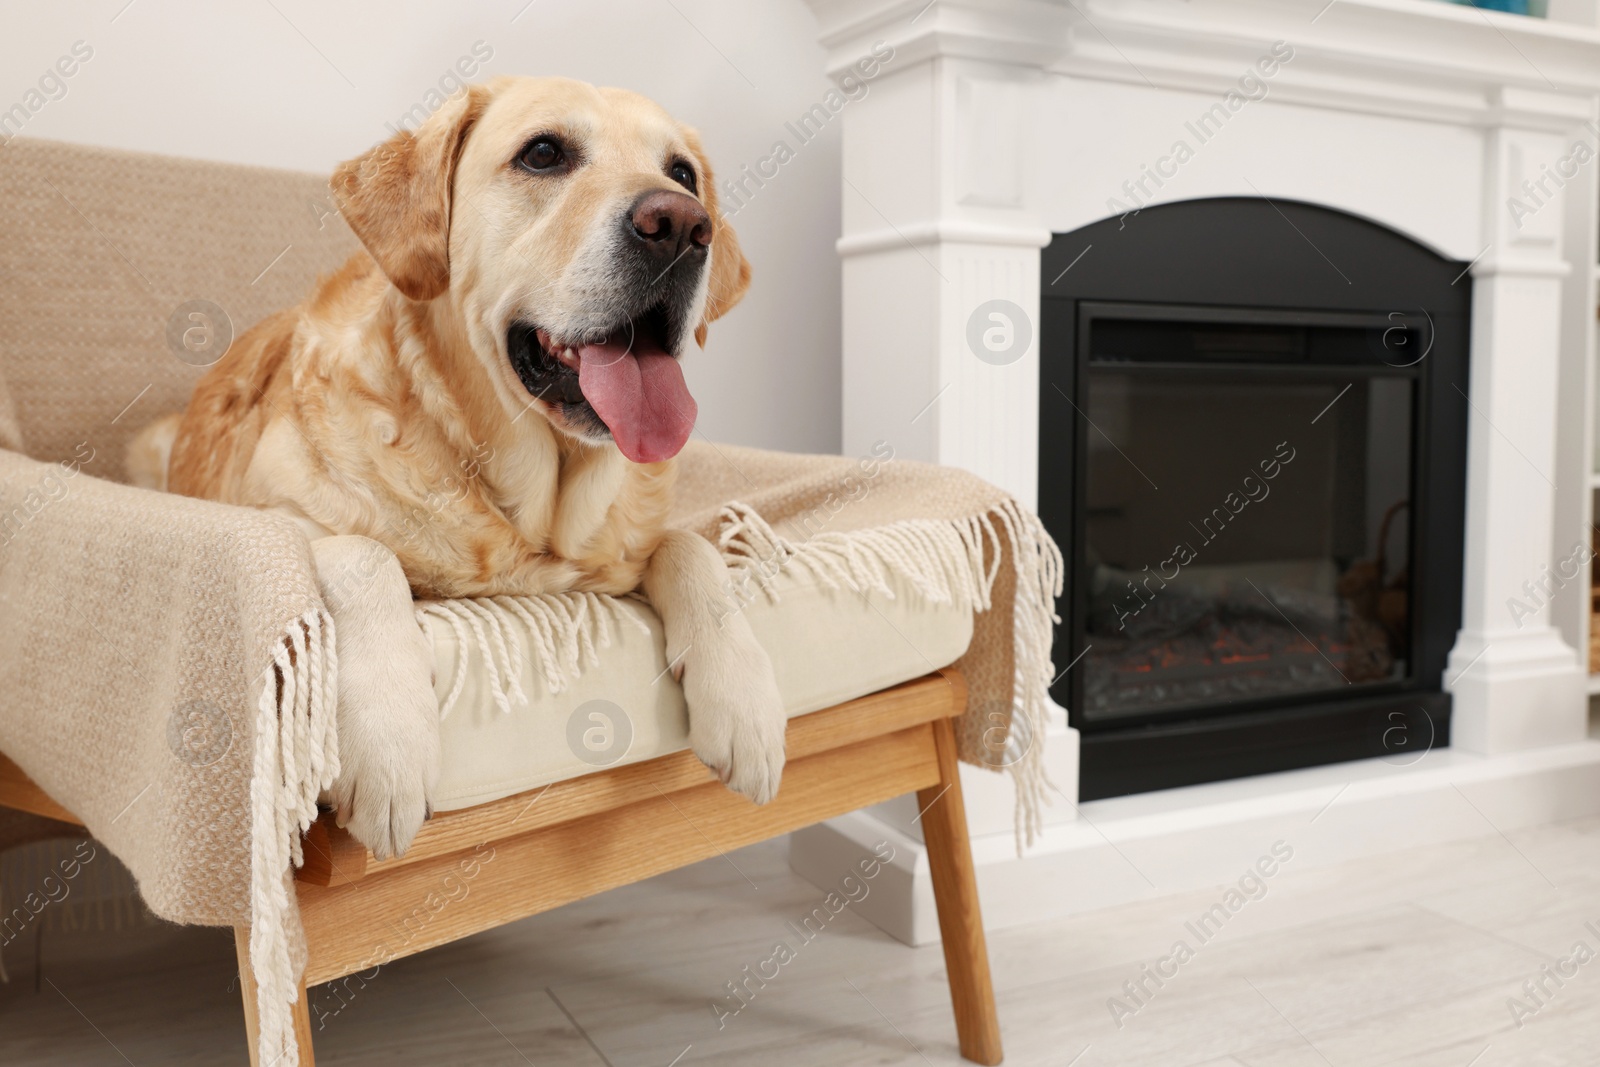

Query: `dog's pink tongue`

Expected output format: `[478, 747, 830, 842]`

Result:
[576, 336, 697, 463]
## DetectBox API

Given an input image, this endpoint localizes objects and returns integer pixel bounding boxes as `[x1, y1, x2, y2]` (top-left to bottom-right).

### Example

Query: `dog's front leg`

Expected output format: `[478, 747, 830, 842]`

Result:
[643, 530, 786, 804]
[309, 535, 438, 859]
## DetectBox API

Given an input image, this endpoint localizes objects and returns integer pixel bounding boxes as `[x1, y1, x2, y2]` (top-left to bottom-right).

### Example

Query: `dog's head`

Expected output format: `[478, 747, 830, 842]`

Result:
[330, 76, 750, 463]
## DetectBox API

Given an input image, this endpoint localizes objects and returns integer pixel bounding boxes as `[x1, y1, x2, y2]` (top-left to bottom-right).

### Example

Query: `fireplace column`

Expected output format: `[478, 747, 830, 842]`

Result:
[812, 0, 1067, 508]
[1447, 111, 1587, 754]
[792, 0, 1079, 945]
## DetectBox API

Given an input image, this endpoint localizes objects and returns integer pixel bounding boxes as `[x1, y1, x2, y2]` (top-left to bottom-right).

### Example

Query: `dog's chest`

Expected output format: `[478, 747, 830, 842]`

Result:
[386, 443, 668, 600]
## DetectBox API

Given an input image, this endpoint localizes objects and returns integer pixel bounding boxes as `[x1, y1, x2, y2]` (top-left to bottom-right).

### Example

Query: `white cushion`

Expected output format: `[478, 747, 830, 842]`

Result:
[425, 569, 973, 811]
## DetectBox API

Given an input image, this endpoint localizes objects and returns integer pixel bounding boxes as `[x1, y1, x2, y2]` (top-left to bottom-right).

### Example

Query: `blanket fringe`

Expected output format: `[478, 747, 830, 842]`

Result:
[250, 608, 338, 1067]
[714, 501, 1000, 614]
[415, 593, 651, 719]
[712, 500, 1064, 850]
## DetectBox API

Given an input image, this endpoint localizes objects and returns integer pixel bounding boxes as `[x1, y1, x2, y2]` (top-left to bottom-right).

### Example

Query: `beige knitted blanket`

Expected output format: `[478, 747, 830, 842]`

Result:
[0, 446, 337, 1065]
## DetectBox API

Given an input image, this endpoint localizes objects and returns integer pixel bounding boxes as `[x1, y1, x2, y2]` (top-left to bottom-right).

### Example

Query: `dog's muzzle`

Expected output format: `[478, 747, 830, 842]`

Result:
[503, 189, 714, 463]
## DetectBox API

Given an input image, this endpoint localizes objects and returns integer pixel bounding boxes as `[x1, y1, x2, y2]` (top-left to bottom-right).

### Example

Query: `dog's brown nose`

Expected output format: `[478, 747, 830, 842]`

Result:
[629, 190, 711, 263]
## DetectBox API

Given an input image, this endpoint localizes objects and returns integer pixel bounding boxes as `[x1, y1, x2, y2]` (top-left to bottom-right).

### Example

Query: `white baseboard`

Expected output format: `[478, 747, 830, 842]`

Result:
[789, 735, 1600, 946]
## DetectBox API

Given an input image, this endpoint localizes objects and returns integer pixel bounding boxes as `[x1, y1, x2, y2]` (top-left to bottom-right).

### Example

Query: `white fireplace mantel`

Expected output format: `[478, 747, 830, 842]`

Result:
[793, 0, 1600, 944]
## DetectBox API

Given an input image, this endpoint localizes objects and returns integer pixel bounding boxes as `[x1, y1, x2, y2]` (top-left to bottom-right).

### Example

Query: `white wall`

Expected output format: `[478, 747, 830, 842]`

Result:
[2, 0, 844, 454]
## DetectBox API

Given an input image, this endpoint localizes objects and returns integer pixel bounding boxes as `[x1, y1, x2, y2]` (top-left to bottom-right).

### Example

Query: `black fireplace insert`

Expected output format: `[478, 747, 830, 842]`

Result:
[1040, 198, 1470, 800]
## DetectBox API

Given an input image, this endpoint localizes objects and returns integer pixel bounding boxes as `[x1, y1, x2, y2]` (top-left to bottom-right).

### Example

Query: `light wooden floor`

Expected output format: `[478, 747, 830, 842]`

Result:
[5, 814, 1600, 1066]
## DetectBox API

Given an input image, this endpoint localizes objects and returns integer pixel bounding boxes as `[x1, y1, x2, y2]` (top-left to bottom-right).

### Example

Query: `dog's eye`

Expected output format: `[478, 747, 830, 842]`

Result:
[668, 160, 697, 193]
[518, 137, 566, 172]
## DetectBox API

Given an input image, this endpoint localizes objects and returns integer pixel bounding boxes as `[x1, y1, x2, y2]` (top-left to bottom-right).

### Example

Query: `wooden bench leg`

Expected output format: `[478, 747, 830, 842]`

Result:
[917, 718, 1003, 1065]
[235, 927, 316, 1067]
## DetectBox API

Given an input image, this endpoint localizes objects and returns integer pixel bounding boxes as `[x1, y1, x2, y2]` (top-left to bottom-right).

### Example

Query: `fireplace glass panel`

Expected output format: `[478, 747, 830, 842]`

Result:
[1080, 341, 1414, 724]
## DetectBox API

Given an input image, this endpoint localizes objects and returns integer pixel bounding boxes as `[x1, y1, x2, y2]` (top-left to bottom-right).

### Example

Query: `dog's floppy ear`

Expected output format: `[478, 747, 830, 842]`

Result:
[686, 134, 751, 347]
[330, 86, 489, 302]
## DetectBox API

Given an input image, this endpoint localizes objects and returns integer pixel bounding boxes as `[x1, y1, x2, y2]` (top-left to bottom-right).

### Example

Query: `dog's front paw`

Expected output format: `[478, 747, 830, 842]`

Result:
[328, 625, 440, 861]
[678, 630, 787, 805]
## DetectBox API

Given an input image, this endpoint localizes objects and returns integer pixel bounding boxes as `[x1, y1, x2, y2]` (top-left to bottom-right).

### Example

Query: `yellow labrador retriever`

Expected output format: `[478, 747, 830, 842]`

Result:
[130, 76, 786, 859]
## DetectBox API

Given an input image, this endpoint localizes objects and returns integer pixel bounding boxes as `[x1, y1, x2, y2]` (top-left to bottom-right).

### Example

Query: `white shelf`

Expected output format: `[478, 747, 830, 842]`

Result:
[1591, 471, 1600, 489]
[1588, 673, 1600, 695]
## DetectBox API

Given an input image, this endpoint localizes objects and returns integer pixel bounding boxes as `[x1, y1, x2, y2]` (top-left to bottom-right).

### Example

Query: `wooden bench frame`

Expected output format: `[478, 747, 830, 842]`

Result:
[0, 668, 1002, 1065]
